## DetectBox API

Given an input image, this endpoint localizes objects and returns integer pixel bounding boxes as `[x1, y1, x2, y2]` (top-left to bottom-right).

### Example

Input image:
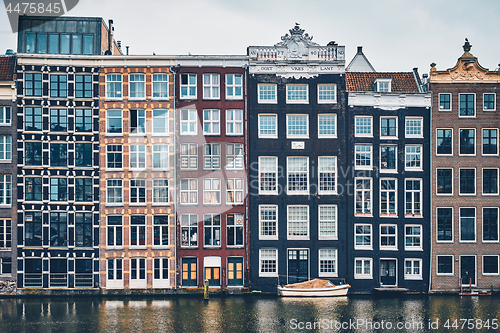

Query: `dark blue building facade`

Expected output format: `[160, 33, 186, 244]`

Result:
[345, 72, 431, 292]
[248, 25, 348, 291]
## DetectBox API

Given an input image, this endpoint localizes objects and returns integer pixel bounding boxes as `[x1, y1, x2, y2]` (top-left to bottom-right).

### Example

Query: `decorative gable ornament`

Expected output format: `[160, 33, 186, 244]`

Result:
[275, 24, 319, 59]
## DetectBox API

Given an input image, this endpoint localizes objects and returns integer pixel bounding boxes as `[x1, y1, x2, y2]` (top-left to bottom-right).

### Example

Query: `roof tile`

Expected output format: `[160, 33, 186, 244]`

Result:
[0, 56, 16, 81]
[345, 72, 419, 93]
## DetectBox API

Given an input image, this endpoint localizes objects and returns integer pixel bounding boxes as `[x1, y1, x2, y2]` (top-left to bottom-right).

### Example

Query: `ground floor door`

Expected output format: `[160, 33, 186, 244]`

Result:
[182, 258, 197, 287]
[380, 259, 397, 286]
[205, 267, 220, 287]
[288, 249, 308, 284]
[227, 257, 243, 286]
[461, 256, 476, 286]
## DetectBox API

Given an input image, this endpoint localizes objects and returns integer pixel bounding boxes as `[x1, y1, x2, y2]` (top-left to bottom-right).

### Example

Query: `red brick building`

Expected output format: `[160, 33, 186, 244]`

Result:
[430, 40, 500, 291]
[175, 56, 248, 289]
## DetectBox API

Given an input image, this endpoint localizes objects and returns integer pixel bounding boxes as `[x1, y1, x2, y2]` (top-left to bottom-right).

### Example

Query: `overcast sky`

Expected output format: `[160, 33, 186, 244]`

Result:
[0, 0, 499, 74]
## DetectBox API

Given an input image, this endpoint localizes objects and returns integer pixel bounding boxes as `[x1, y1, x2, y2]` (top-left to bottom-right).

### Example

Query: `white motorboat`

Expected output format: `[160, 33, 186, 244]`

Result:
[278, 279, 350, 297]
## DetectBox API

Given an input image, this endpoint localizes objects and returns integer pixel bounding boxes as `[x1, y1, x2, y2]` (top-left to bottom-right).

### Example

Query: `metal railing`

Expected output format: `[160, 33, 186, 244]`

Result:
[24, 274, 43, 288]
[74, 273, 93, 288]
[49, 273, 68, 287]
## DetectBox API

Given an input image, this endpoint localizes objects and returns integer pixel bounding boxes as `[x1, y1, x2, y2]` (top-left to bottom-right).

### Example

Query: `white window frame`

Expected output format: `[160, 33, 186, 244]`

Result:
[226, 109, 243, 136]
[203, 109, 220, 135]
[318, 114, 337, 138]
[354, 258, 372, 279]
[380, 116, 398, 139]
[459, 93, 476, 118]
[180, 214, 198, 248]
[436, 168, 453, 196]
[482, 207, 499, 243]
[153, 179, 169, 204]
[286, 156, 309, 195]
[405, 145, 423, 171]
[318, 249, 338, 277]
[404, 259, 423, 280]
[0, 107, 11, 125]
[180, 73, 197, 99]
[105, 73, 122, 99]
[354, 116, 373, 137]
[317, 84, 337, 104]
[203, 73, 220, 99]
[106, 110, 122, 135]
[0, 218, 11, 249]
[180, 143, 197, 170]
[318, 205, 337, 240]
[380, 224, 397, 250]
[405, 117, 423, 138]
[152, 73, 169, 100]
[483, 168, 499, 196]
[226, 178, 244, 205]
[436, 207, 454, 243]
[129, 109, 146, 135]
[355, 177, 372, 216]
[380, 178, 397, 217]
[287, 205, 309, 239]
[483, 255, 500, 275]
[355, 144, 372, 170]
[180, 109, 197, 136]
[129, 257, 147, 288]
[286, 84, 308, 104]
[107, 258, 124, 288]
[203, 178, 221, 205]
[459, 207, 476, 243]
[106, 216, 123, 249]
[286, 114, 309, 139]
[459, 168, 476, 196]
[152, 109, 169, 135]
[129, 144, 146, 170]
[483, 93, 496, 111]
[153, 216, 169, 249]
[438, 93, 452, 111]
[226, 143, 243, 170]
[106, 179, 123, 205]
[380, 145, 397, 173]
[259, 248, 278, 277]
[203, 213, 221, 247]
[203, 143, 221, 170]
[106, 144, 123, 170]
[375, 79, 391, 92]
[0, 175, 12, 206]
[259, 156, 278, 195]
[153, 257, 170, 288]
[225, 74, 243, 100]
[129, 178, 146, 205]
[436, 128, 453, 156]
[258, 114, 278, 138]
[259, 205, 278, 240]
[129, 215, 146, 248]
[128, 73, 145, 100]
[459, 128, 476, 156]
[318, 156, 337, 195]
[405, 179, 422, 217]
[152, 144, 169, 170]
[405, 225, 422, 250]
[354, 224, 372, 250]
[258, 84, 277, 104]
[436, 255, 454, 276]
[180, 178, 198, 205]
[482, 128, 499, 156]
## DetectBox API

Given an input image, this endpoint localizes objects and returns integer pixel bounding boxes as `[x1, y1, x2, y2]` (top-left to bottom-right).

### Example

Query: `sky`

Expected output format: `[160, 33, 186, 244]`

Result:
[0, 0, 499, 74]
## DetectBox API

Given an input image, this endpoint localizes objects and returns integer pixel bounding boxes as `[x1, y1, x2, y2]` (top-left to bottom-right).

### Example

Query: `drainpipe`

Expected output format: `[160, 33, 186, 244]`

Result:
[244, 63, 249, 288]
[428, 88, 433, 294]
[170, 64, 179, 289]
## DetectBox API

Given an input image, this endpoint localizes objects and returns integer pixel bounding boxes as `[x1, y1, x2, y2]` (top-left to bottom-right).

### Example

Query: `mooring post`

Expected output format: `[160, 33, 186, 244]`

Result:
[204, 279, 209, 300]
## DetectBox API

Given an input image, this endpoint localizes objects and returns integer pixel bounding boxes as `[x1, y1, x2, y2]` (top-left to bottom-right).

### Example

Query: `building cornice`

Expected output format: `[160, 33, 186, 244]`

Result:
[348, 91, 431, 110]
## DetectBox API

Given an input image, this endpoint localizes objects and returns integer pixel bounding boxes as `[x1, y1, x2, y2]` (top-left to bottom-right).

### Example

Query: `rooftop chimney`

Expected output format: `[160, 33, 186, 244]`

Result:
[106, 19, 113, 55]
[126, 46, 129, 55]
[357, 46, 363, 54]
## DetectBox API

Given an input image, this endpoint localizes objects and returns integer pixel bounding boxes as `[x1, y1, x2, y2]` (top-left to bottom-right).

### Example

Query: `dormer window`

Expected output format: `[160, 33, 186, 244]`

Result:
[375, 79, 391, 93]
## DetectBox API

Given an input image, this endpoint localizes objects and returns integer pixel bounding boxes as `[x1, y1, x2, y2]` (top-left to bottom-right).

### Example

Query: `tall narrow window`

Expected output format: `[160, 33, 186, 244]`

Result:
[106, 110, 122, 134]
[459, 169, 475, 195]
[152, 74, 169, 99]
[380, 178, 397, 216]
[483, 129, 498, 155]
[258, 114, 277, 138]
[459, 129, 475, 155]
[287, 157, 308, 194]
[203, 74, 220, 99]
[50, 178, 67, 201]
[355, 145, 372, 169]
[75, 109, 93, 132]
[181, 214, 198, 247]
[287, 115, 309, 138]
[130, 215, 146, 247]
[153, 144, 169, 169]
[75, 212, 92, 247]
[129, 144, 146, 169]
[318, 157, 336, 194]
[75, 75, 92, 98]
[226, 213, 243, 246]
[436, 168, 453, 195]
[50, 212, 67, 247]
[153, 179, 169, 204]
[203, 178, 221, 205]
[107, 216, 123, 248]
[318, 205, 337, 239]
[380, 145, 397, 172]
[319, 249, 337, 276]
[459, 94, 475, 117]
[0, 219, 11, 248]
[203, 143, 220, 170]
[180, 109, 197, 135]
[437, 208, 453, 242]
[439, 93, 451, 110]
[318, 114, 336, 138]
[75, 178, 93, 202]
[259, 205, 277, 239]
[483, 169, 498, 195]
[25, 107, 42, 131]
[130, 110, 146, 134]
[50, 109, 67, 132]
[180, 143, 197, 169]
[405, 145, 422, 170]
[483, 93, 496, 111]
[130, 179, 146, 204]
[226, 109, 243, 135]
[317, 84, 336, 103]
[204, 214, 221, 247]
[226, 74, 243, 100]
[129, 74, 145, 99]
[355, 178, 372, 215]
[50, 74, 67, 98]
[259, 157, 277, 194]
[106, 74, 122, 99]
[0, 175, 12, 206]
[483, 208, 499, 242]
[153, 216, 169, 247]
[106, 145, 122, 169]
[180, 74, 197, 99]
[405, 179, 422, 217]
[152, 109, 169, 134]
[380, 117, 397, 138]
[460, 208, 476, 242]
[75, 143, 92, 167]
[355, 116, 372, 137]
[436, 129, 452, 155]
[180, 179, 197, 205]
[287, 206, 309, 238]
[226, 143, 243, 170]
[226, 178, 244, 205]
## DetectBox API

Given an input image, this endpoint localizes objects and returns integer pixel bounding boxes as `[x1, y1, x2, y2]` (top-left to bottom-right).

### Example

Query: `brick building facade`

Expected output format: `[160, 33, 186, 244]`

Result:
[430, 40, 500, 291]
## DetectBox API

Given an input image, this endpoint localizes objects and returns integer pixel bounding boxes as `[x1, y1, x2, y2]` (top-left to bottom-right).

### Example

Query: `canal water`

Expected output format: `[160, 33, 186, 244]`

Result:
[0, 294, 499, 332]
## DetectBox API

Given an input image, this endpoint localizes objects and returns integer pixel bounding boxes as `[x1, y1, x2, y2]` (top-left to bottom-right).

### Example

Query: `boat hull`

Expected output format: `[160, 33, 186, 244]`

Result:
[278, 284, 350, 297]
